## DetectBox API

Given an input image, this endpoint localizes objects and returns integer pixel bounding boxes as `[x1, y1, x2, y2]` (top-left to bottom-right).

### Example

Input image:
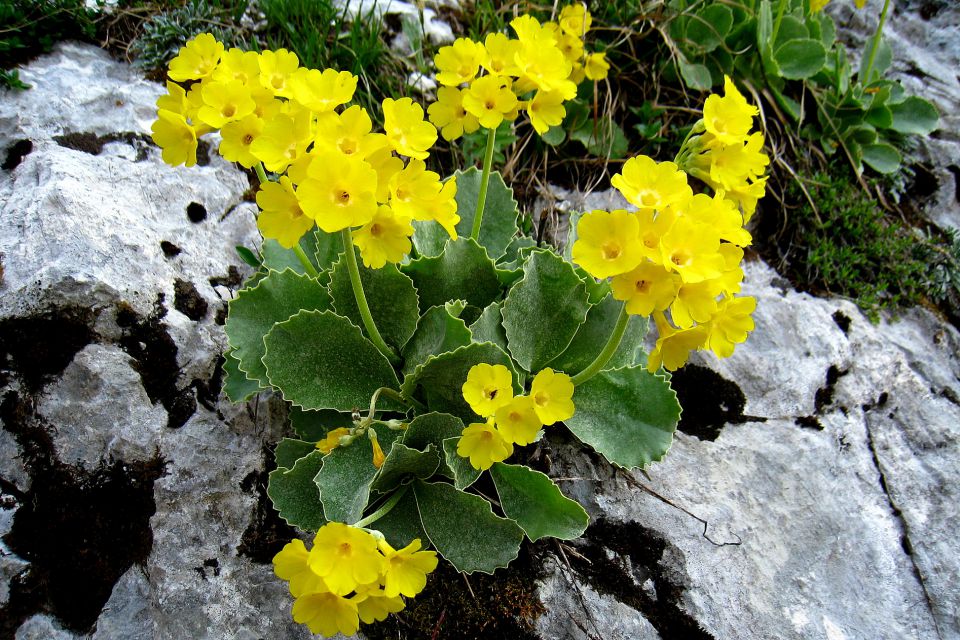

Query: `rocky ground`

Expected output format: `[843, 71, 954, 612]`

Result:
[1, 3, 959, 636]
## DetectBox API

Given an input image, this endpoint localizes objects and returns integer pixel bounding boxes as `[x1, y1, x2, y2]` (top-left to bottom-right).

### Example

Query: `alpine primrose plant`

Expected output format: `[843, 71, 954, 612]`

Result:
[151, 6, 767, 636]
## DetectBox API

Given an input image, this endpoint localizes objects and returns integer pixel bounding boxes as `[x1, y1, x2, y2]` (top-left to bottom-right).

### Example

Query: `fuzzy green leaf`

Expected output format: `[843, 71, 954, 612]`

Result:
[469, 302, 508, 351]
[774, 38, 826, 80]
[565, 366, 680, 469]
[313, 229, 344, 271]
[372, 442, 441, 493]
[501, 250, 591, 372]
[442, 437, 482, 489]
[289, 407, 353, 441]
[402, 238, 502, 313]
[401, 305, 473, 377]
[223, 350, 260, 402]
[491, 463, 589, 542]
[275, 438, 318, 469]
[414, 480, 524, 574]
[225, 269, 330, 387]
[328, 255, 419, 351]
[315, 428, 403, 524]
[861, 143, 901, 174]
[369, 488, 428, 548]
[402, 413, 464, 452]
[550, 295, 648, 374]
[401, 342, 518, 422]
[263, 310, 399, 411]
[678, 58, 713, 91]
[267, 451, 326, 531]
[261, 235, 320, 275]
[452, 168, 519, 259]
[888, 96, 939, 135]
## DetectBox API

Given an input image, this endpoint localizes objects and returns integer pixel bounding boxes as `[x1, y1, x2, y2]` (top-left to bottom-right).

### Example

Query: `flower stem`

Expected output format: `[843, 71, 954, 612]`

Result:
[292, 244, 319, 278]
[254, 162, 269, 184]
[571, 302, 629, 386]
[341, 228, 400, 365]
[354, 484, 409, 528]
[470, 126, 498, 241]
[370, 386, 427, 415]
[861, 0, 892, 85]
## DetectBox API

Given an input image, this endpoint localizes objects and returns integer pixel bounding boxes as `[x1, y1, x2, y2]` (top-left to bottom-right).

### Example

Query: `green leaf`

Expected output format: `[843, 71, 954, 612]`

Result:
[267, 451, 327, 531]
[570, 117, 630, 158]
[402, 238, 502, 313]
[686, 4, 734, 53]
[541, 125, 566, 146]
[312, 229, 344, 271]
[772, 16, 808, 48]
[401, 342, 519, 422]
[469, 302, 508, 351]
[888, 96, 939, 135]
[491, 463, 589, 542]
[371, 442, 441, 493]
[413, 480, 524, 574]
[327, 255, 419, 351]
[275, 438, 318, 469]
[315, 427, 403, 523]
[402, 412, 464, 452]
[235, 245, 261, 268]
[225, 269, 331, 387]
[401, 305, 473, 377]
[565, 366, 680, 469]
[861, 142, 901, 174]
[813, 12, 835, 48]
[865, 105, 893, 129]
[501, 250, 591, 372]
[452, 168, 520, 260]
[499, 237, 538, 265]
[223, 350, 260, 402]
[859, 37, 892, 83]
[261, 235, 320, 275]
[677, 58, 713, 91]
[289, 407, 353, 441]
[368, 488, 427, 548]
[442, 437, 482, 489]
[574, 265, 610, 305]
[549, 295, 648, 375]
[263, 310, 400, 411]
[774, 38, 826, 79]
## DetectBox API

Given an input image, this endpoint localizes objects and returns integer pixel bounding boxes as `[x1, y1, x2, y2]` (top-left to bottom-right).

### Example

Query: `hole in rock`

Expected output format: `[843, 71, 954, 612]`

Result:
[832, 310, 851, 335]
[160, 241, 181, 258]
[0, 309, 95, 391]
[670, 365, 755, 441]
[186, 202, 207, 223]
[0, 391, 165, 635]
[209, 266, 243, 289]
[236, 446, 297, 564]
[795, 415, 824, 430]
[53, 131, 152, 160]
[2, 139, 33, 171]
[814, 365, 848, 413]
[948, 165, 960, 204]
[173, 279, 208, 322]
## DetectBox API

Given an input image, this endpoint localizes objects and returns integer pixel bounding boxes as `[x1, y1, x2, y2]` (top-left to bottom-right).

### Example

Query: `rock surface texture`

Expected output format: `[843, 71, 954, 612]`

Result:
[1, 33, 958, 640]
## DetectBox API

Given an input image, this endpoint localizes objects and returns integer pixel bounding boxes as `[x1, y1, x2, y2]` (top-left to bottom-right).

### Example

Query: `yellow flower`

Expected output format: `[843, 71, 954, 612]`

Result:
[366, 147, 405, 203]
[611, 155, 692, 212]
[647, 313, 708, 372]
[248, 110, 312, 173]
[167, 33, 223, 82]
[527, 90, 566, 135]
[511, 15, 556, 47]
[495, 396, 542, 446]
[258, 48, 300, 97]
[316, 427, 351, 454]
[810, 0, 830, 12]
[196, 79, 256, 128]
[702, 76, 759, 145]
[156, 81, 189, 117]
[716, 243, 745, 295]
[670, 280, 721, 328]
[683, 193, 751, 247]
[434, 37, 485, 86]
[611, 262, 680, 316]
[354, 584, 406, 623]
[219, 114, 263, 168]
[292, 591, 361, 637]
[427, 86, 480, 142]
[389, 159, 444, 220]
[584, 52, 610, 81]
[273, 538, 327, 597]
[462, 363, 514, 417]
[481, 32, 521, 76]
[420, 177, 460, 240]
[458, 419, 514, 470]
[308, 523, 385, 595]
[256, 176, 315, 249]
[313, 105, 387, 159]
[854, 0, 866, 7]
[289, 67, 357, 113]
[559, 3, 593, 36]
[635, 207, 677, 265]
[514, 43, 577, 99]
[659, 217, 725, 284]
[572, 209, 645, 279]
[353, 205, 414, 268]
[696, 132, 770, 192]
[377, 538, 439, 598]
[382, 97, 438, 160]
[556, 33, 584, 64]
[151, 109, 198, 167]
[529, 368, 575, 425]
[211, 48, 261, 86]
[705, 295, 756, 358]
[370, 433, 386, 469]
[297, 149, 379, 232]
[725, 176, 768, 222]
[462, 75, 519, 130]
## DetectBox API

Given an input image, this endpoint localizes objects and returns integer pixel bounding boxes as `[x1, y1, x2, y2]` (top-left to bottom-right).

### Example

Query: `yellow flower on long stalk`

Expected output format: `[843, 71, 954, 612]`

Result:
[151, 109, 198, 167]
[256, 176, 315, 249]
[611, 155, 692, 212]
[427, 86, 480, 142]
[529, 368, 575, 425]
[572, 209, 645, 279]
[289, 67, 357, 113]
[219, 114, 263, 168]
[611, 263, 681, 316]
[527, 90, 566, 135]
[435, 37, 486, 86]
[462, 75, 519, 129]
[353, 205, 414, 268]
[458, 419, 514, 470]
[382, 97, 438, 160]
[494, 396, 542, 446]
[702, 76, 759, 145]
[296, 149, 379, 232]
[166, 33, 223, 82]
[258, 48, 300, 97]
[462, 363, 514, 417]
[378, 538, 439, 598]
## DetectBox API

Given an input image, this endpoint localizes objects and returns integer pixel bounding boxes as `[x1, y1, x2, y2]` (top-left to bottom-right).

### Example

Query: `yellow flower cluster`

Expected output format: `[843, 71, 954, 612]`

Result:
[572, 78, 768, 372]
[457, 364, 574, 470]
[273, 522, 438, 637]
[150, 34, 457, 267]
[427, 5, 609, 140]
[811, 0, 867, 12]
